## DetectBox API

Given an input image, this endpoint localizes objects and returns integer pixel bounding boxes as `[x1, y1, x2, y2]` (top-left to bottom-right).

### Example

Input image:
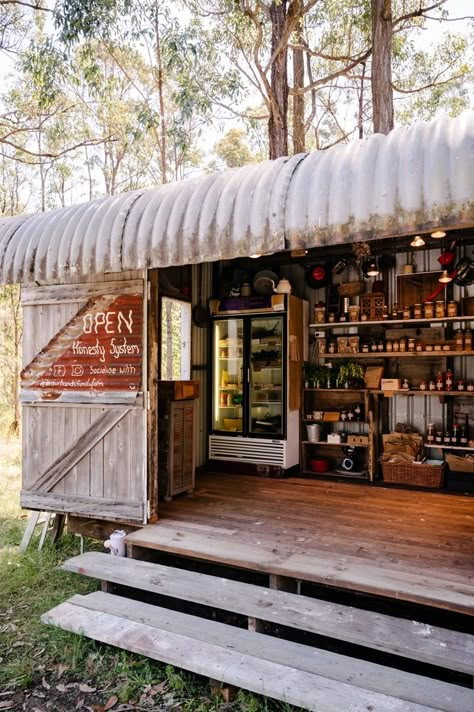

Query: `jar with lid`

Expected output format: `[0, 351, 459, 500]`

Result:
[386, 340, 393, 352]
[370, 340, 378, 353]
[402, 378, 410, 390]
[445, 369, 453, 391]
[408, 337, 415, 352]
[399, 337, 407, 352]
[347, 408, 354, 421]
[362, 342, 370, 353]
[354, 403, 362, 421]
[424, 301, 434, 319]
[429, 379, 436, 391]
[457, 380, 465, 391]
[414, 304, 423, 319]
[328, 341, 336, 354]
[328, 312, 336, 323]
[455, 329, 464, 351]
[464, 329, 472, 351]
[426, 423, 435, 444]
[468, 382, 474, 392]
[377, 339, 384, 352]
[435, 300, 445, 318]
[415, 340, 423, 352]
[393, 339, 400, 352]
[403, 305, 411, 320]
[447, 301, 458, 318]
[391, 304, 398, 320]
[419, 380, 427, 391]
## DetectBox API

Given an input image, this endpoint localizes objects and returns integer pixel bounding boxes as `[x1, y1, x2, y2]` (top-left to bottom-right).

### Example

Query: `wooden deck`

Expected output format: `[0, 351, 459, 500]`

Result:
[126, 473, 474, 615]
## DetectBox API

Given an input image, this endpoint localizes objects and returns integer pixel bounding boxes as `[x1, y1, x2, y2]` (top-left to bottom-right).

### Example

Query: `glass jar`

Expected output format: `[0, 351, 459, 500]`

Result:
[403, 305, 412, 320]
[425, 343, 433, 352]
[435, 300, 445, 318]
[423, 302, 434, 319]
[436, 372, 444, 391]
[328, 312, 336, 323]
[386, 340, 393, 352]
[377, 340, 384, 352]
[314, 306, 326, 324]
[328, 341, 336, 354]
[362, 342, 370, 353]
[429, 380, 436, 391]
[402, 378, 410, 390]
[393, 339, 400, 352]
[415, 341, 423, 352]
[349, 305, 360, 322]
[447, 301, 458, 318]
[399, 337, 406, 352]
[414, 304, 423, 319]
[408, 338, 415, 352]
[457, 380, 465, 391]
[370, 340, 378, 353]
[419, 380, 427, 391]
[318, 339, 327, 354]
[455, 329, 464, 351]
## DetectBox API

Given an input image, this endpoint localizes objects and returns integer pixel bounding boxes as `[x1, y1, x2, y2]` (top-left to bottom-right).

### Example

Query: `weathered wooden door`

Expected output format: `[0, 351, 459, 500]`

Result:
[20, 278, 147, 522]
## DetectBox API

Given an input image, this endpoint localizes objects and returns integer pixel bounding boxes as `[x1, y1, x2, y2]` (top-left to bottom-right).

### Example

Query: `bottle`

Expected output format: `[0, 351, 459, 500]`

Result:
[426, 423, 435, 444]
[445, 369, 453, 392]
[460, 422, 468, 446]
[436, 372, 444, 391]
[444, 429, 451, 445]
[451, 423, 460, 445]
[402, 378, 410, 390]
[464, 329, 472, 351]
[408, 338, 415, 352]
[354, 403, 362, 421]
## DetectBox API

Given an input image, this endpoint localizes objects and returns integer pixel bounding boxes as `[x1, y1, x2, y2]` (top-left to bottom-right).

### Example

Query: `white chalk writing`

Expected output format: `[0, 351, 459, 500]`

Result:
[83, 309, 134, 334]
[110, 337, 140, 359]
[72, 338, 106, 362]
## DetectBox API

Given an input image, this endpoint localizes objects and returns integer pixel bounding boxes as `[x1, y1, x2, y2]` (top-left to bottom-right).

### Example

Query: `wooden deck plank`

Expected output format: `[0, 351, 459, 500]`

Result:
[42, 592, 471, 712]
[63, 552, 474, 674]
[125, 524, 474, 615]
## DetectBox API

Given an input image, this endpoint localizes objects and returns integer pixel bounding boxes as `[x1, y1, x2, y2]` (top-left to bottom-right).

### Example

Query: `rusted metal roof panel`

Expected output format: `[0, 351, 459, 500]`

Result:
[0, 111, 473, 285]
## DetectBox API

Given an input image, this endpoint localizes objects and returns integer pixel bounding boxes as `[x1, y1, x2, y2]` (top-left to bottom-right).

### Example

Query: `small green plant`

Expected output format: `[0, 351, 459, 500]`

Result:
[304, 362, 331, 387]
[337, 361, 365, 388]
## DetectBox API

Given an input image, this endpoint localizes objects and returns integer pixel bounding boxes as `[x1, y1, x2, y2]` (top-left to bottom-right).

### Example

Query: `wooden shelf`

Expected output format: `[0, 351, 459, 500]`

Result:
[320, 350, 473, 359]
[302, 440, 368, 448]
[310, 315, 474, 329]
[373, 390, 474, 396]
[301, 469, 368, 479]
[425, 444, 474, 452]
[304, 388, 367, 393]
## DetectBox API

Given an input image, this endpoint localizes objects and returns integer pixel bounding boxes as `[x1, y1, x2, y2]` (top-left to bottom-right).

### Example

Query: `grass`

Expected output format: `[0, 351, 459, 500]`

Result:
[0, 439, 297, 711]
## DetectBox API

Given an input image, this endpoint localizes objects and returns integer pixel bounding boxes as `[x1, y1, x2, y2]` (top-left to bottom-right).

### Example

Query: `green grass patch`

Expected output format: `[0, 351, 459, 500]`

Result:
[0, 439, 296, 710]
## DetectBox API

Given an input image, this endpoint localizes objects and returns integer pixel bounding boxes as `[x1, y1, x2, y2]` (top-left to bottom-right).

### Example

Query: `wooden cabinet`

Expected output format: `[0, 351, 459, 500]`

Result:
[158, 390, 196, 502]
[301, 389, 375, 481]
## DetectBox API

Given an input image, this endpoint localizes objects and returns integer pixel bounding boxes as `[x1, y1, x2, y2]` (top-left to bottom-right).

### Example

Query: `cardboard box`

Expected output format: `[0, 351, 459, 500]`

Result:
[347, 434, 369, 446]
[446, 453, 474, 474]
[327, 433, 341, 444]
[381, 378, 401, 391]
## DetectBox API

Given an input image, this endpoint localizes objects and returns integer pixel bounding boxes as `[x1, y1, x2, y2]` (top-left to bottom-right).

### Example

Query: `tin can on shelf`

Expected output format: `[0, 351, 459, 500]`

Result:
[447, 301, 458, 318]
[423, 302, 434, 319]
[414, 304, 423, 319]
[435, 300, 445, 318]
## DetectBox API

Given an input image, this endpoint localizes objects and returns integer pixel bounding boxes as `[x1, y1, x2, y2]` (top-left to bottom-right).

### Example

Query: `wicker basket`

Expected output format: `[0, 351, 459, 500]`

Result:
[338, 280, 365, 297]
[381, 461, 445, 488]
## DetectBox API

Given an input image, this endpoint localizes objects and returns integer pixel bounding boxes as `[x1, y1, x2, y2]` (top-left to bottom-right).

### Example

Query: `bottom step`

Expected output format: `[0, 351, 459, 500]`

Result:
[42, 591, 473, 712]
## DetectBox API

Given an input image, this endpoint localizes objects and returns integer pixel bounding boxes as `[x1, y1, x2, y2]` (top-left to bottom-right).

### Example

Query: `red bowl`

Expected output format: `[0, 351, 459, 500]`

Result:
[310, 458, 329, 473]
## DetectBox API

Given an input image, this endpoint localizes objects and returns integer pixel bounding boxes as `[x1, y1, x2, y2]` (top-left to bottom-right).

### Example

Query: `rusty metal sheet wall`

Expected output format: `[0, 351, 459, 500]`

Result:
[0, 112, 473, 286]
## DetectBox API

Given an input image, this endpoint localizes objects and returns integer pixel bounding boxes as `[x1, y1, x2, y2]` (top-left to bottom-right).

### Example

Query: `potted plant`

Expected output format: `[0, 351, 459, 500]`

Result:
[337, 361, 365, 389]
[304, 363, 331, 388]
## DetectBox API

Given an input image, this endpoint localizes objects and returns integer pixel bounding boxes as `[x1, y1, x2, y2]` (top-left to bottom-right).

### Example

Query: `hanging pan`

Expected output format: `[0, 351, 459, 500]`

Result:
[192, 263, 210, 327]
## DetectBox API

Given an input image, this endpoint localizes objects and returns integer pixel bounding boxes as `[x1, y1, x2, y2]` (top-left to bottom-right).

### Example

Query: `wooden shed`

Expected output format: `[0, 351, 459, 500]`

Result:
[1, 112, 474, 711]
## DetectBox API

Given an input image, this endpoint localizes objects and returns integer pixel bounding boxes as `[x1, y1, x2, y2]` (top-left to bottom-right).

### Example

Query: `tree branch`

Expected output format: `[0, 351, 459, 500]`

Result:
[0, 0, 53, 11]
[1, 136, 115, 162]
[393, 1, 446, 28]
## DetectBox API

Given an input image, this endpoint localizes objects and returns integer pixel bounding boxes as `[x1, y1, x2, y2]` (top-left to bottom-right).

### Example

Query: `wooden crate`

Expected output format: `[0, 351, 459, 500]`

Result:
[159, 380, 200, 400]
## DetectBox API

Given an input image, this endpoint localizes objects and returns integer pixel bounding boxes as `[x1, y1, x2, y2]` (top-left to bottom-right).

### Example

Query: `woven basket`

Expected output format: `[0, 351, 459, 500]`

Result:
[381, 461, 445, 488]
[338, 280, 365, 297]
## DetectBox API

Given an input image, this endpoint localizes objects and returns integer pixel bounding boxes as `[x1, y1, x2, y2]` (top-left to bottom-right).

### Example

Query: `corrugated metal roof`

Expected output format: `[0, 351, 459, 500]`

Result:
[1, 111, 473, 284]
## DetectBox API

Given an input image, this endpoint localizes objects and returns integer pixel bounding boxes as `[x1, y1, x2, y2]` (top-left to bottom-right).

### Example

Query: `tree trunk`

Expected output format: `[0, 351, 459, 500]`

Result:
[371, 0, 394, 134]
[358, 61, 367, 139]
[153, 1, 168, 183]
[292, 11, 305, 154]
[269, 1, 289, 159]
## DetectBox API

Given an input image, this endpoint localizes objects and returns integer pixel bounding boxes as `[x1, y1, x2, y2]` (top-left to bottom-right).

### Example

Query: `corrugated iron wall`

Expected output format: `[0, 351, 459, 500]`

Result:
[191, 262, 212, 466]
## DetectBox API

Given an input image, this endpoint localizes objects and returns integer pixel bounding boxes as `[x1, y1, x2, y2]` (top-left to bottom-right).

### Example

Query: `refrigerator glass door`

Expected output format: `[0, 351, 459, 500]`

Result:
[249, 316, 284, 437]
[212, 318, 244, 433]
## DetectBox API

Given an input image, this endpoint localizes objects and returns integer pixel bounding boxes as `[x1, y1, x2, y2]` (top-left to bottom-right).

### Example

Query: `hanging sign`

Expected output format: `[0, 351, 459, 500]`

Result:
[21, 293, 143, 403]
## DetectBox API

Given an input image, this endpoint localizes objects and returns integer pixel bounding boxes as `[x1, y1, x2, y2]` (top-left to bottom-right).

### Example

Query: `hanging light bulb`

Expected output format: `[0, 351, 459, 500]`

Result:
[366, 259, 380, 277]
[431, 230, 446, 239]
[439, 270, 452, 284]
[410, 235, 425, 247]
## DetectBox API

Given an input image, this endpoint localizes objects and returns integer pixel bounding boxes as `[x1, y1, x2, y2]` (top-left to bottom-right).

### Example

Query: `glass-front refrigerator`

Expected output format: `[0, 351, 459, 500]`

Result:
[211, 314, 286, 439]
[212, 318, 245, 434]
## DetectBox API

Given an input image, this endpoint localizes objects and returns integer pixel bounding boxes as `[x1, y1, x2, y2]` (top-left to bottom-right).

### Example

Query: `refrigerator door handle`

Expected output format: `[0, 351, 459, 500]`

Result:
[246, 368, 250, 383]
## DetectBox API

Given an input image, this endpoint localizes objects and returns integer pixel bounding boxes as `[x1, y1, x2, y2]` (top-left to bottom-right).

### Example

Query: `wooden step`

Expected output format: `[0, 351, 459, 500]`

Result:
[124, 524, 474, 615]
[62, 552, 474, 675]
[42, 591, 474, 712]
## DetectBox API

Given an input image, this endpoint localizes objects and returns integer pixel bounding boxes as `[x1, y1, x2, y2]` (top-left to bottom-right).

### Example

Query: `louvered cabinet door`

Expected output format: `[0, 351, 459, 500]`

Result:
[167, 400, 195, 498]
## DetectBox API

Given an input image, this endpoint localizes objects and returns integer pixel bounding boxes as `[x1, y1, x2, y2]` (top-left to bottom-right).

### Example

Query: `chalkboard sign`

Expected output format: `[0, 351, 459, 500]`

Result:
[21, 293, 143, 403]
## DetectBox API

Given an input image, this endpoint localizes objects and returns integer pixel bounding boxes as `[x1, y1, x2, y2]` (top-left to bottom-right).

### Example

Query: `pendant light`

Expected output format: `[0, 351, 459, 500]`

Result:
[366, 259, 380, 277]
[410, 235, 425, 247]
[431, 230, 446, 239]
[438, 270, 452, 284]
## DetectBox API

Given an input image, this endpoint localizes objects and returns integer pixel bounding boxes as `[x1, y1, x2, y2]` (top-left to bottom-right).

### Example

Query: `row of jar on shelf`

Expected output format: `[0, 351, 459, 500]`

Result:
[314, 300, 462, 324]
[402, 369, 473, 392]
[426, 421, 469, 446]
[319, 329, 473, 355]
